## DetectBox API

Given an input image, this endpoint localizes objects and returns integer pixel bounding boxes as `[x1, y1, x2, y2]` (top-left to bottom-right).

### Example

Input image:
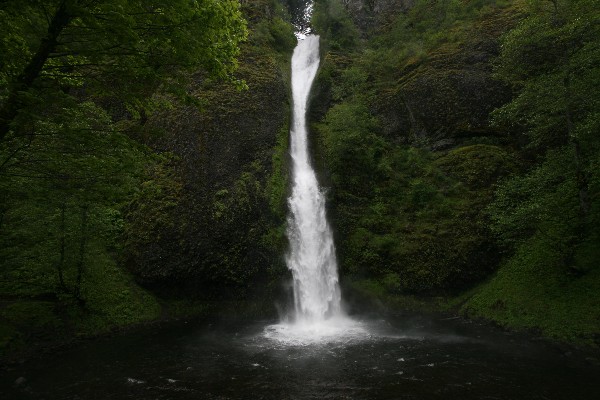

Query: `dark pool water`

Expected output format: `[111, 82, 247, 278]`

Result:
[2, 313, 599, 400]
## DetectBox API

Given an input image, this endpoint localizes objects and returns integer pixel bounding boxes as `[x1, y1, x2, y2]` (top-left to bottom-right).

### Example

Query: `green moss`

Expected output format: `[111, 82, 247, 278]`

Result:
[1, 301, 61, 329]
[460, 236, 600, 346]
[266, 120, 290, 220]
[435, 144, 519, 189]
[74, 250, 161, 335]
[342, 277, 446, 313]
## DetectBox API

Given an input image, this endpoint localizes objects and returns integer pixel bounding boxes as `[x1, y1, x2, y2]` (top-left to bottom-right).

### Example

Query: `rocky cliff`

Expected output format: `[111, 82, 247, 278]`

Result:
[124, 0, 296, 299]
[309, 0, 520, 293]
[310, 0, 600, 346]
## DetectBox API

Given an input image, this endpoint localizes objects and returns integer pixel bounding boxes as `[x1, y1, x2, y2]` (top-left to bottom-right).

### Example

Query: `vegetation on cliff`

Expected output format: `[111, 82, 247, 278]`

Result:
[311, 0, 519, 292]
[0, 0, 294, 360]
[0, 0, 598, 360]
[310, 0, 600, 345]
[460, 0, 600, 345]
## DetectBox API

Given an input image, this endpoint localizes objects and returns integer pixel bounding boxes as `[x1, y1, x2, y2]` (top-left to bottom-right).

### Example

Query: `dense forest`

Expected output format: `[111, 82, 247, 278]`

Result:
[1, 0, 599, 362]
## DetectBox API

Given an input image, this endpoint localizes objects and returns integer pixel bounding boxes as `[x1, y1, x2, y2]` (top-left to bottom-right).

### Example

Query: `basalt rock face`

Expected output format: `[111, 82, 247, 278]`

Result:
[141, 68, 283, 290]
[376, 10, 517, 149]
[328, 1, 518, 149]
[125, 2, 293, 298]
[310, 1, 522, 293]
[342, 0, 415, 33]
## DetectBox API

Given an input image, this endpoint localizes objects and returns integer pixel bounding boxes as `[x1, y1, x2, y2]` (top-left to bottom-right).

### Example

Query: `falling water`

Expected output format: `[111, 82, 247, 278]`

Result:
[286, 35, 342, 323]
[263, 9, 366, 345]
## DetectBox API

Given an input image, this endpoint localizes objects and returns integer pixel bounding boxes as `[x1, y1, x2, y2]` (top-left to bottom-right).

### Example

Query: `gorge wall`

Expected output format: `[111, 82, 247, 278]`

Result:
[310, 0, 520, 293]
[308, 0, 600, 346]
[1, 0, 598, 362]
[124, 0, 297, 300]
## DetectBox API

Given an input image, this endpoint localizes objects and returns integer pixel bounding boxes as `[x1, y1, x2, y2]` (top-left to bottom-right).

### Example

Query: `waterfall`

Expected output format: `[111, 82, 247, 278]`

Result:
[286, 35, 342, 323]
[263, 6, 365, 344]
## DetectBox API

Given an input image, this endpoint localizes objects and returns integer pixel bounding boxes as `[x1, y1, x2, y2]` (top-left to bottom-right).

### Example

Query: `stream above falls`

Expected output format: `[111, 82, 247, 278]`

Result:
[2, 312, 599, 400]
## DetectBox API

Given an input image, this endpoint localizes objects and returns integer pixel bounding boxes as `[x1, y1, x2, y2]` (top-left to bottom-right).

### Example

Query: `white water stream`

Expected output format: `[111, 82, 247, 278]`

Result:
[287, 35, 341, 322]
[264, 35, 365, 344]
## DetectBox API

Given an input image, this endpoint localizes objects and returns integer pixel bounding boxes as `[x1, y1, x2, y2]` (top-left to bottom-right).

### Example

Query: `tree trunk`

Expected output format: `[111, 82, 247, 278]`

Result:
[0, 0, 73, 141]
[74, 204, 88, 304]
[57, 202, 68, 292]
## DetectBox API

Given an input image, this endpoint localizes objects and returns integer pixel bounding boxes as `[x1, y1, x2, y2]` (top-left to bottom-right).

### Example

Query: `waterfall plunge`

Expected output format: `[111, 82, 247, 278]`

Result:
[263, 35, 366, 345]
[286, 35, 342, 323]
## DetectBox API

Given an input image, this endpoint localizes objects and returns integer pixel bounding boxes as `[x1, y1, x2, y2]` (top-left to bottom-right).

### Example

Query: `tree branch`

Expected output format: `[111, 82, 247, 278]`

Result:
[0, 0, 74, 141]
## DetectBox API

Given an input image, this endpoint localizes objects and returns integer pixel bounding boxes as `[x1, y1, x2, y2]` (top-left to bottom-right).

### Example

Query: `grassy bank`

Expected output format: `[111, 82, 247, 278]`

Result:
[343, 270, 600, 349]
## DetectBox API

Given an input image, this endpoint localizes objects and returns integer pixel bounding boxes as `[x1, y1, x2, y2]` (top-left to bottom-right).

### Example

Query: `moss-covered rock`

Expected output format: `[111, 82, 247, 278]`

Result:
[124, 1, 294, 299]
[310, 1, 523, 294]
[376, 8, 519, 148]
[435, 144, 519, 190]
[310, 0, 600, 348]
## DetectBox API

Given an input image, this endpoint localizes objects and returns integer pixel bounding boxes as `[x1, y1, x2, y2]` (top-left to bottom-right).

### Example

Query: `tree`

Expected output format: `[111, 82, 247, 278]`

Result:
[0, 0, 247, 303]
[0, 0, 247, 141]
[490, 0, 600, 270]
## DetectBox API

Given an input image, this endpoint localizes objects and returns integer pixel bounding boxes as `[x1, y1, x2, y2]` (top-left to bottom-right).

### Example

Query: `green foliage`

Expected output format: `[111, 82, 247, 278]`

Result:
[253, 17, 297, 54]
[457, 0, 600, 345]
[266, 122, 291, 220]
[316, 97, 516, 291]
[0, 0, 248, 124]
[207, 160, 288, 289]
[0, 101, 145, 294]
[70, 250, 161, 334]
[434, 144, 519, 189]
[311, 0, 523, 294]
[462, 237, 600, 346]
[318, 100, 385, 190]
[361, 0, 512, 83]
[491, 0, 600, 154]
[0, 97, 161, 354]
[260, 123, 290, 282]
[0, 0, 252, 359]
[312, 0, 360, 50]
[124, 154, 183, 252]
[488, 0, 600, 267]
[488, 149, 577, 248]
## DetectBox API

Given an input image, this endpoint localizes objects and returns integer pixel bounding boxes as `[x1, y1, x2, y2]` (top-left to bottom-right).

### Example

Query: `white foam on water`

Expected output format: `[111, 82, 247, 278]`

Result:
[263, 316, 370, 346]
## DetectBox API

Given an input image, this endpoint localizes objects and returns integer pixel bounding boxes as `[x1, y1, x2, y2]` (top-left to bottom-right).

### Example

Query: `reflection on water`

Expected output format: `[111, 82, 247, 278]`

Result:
[2, 314, 599, 400]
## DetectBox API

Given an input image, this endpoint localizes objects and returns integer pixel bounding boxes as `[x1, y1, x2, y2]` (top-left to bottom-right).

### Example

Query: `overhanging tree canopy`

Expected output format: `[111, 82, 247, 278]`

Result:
[0, 0, 248, 140]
